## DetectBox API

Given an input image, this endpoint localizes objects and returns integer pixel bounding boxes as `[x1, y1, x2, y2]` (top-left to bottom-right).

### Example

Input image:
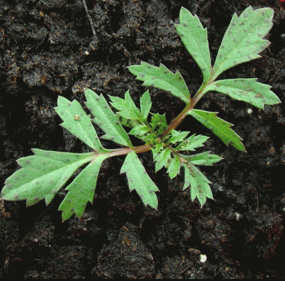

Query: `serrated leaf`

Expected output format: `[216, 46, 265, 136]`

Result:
[150, 113, 168, 134]
[167, 154, 181, 179]
[175, 134, 209, 151]
[167, 130, 190, 145]
[182, 151, 223, 166]
[212, 6, 274, 80]
[59, 154, 109, 221]
[129, 124, 151, 137]
[84, 89, 133, 147]
[183, 163, 213, 206]
[118, 116, 139, 128]
[55, 96, 106, 152]
[150, 143, 164, 158]
[140, 91, 152, 121]
[128, 62, 191, 104]
[175, 7, 211, 83]
[188, 109, 245, 151]
[206, 78, 281, 109]
[1, 149, 94, 206]
[109, 90, 141, 120]
[153, 147, 172, 172]
[121, 151, 159, 209]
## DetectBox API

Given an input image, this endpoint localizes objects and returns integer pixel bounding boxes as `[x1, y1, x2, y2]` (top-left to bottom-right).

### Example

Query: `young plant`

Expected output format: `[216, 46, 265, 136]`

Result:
[1, 6, 280, 221]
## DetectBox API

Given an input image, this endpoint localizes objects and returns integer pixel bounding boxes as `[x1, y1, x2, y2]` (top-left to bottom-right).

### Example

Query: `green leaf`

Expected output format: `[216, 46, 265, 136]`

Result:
[167, 154, 181, 179]
[85, 89, 133, 147]
[150, 113, 168, 135]
[175, 7, 211, 83]
[121, 151, 159, 209]
[206, 78, 281, 109]
[109, 90, 141, 120]
[140, 91, 152, 121]
[1, 149, 94, 206]
[175, 134, 209, 151]
[167, 130, 190, 145]
[153, 147, 172, 172]
[183, 162, 213, 206]
[212, 6, 274, 80]
[182, 151, 223, 166]
[59, 154, 109, 221]
[150, 143, 164, 159]
[188, 109, 245, 151]
[117, 116, 139, 128]
[55, 96, 106, 152]
[129, 124, 151, 138]
[128, 61, 191, 104]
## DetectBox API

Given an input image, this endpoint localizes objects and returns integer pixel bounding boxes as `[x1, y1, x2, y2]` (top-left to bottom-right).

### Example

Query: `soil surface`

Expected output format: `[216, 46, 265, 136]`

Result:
[1, 0, 285, 278]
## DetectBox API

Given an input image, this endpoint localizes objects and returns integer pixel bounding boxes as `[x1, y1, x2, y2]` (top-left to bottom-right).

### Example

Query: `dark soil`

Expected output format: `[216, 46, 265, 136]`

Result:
[1, 0, 285, 278]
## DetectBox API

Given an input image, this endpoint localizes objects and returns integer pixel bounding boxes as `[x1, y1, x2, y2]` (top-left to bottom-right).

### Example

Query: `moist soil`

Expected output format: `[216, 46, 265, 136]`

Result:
[1, 0, 285, 278]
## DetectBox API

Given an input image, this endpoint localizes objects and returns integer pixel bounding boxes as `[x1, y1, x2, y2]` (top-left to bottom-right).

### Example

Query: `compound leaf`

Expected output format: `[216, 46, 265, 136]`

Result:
[175, 6, 211, 83]
[109, 90, 141, 120]
[212, 6, 274, 80]
[206, 78, 281, 109]
[59, 154, 109, 221]
[1, 149, 94, 206]
[128, 61, 191, 104]
[85, 89, 133, 148]
[183, 162, 213, 206]
[55, 96, 106, 152]
[121, 151, 159, 209]
[189, 109, 245, 151]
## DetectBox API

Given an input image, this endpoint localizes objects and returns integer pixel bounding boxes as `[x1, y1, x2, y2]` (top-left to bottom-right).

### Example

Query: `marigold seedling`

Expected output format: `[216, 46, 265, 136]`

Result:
[1, 6, 280, 221]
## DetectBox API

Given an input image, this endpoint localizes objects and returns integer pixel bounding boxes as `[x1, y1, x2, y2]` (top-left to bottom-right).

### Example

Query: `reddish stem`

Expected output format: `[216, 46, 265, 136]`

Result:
[106, 92, 202, 158]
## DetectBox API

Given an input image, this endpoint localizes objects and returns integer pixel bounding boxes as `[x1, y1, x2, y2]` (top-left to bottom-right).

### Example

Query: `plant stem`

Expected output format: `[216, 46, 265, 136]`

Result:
[160, 90, 202, 137]
[104, 95, 199, 158]
[104, 143, 151, 158]
[104, 82, 211, 158]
